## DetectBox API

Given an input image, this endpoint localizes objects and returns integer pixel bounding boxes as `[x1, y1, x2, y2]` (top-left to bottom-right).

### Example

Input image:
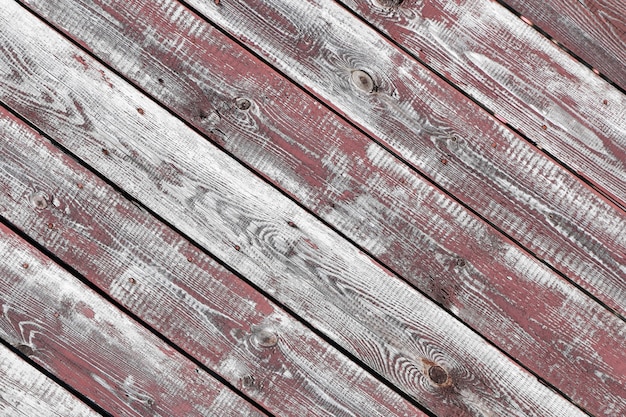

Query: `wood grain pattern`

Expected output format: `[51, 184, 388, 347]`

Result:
[0, 112, 427, 417]
[23, 0, 626, 320]
[503, 0, 626, 90]
[13, 0, 625, 350]
[0, 344, 99, 417]
[338, 0, 626, 208]
[0, 3, 614, 416]
[0, 225, 267, 417]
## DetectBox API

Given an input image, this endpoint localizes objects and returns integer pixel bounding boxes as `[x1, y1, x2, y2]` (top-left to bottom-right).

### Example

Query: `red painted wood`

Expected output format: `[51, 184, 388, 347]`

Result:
[503, 0, 626, 90]
[0, 112, 426, 417]
[0, 344, 100, 417]
[0, 4, 621, 416]
[337, 0, 626, 209]
[0, 224, 267, 417]
[20, 0, 626, 321]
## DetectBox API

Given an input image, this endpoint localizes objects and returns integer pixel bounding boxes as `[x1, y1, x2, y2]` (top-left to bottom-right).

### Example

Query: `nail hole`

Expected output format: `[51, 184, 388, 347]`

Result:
[77, 183, 84, 189]
[351, 70, 375, 93]
[456, 258, 466, 267]
[137, 108, 145, 115]
[158, 78, 164, 84]
[541, 125, 547, 130]
[102, 148, 110, 156]
[234, 245, 241, 251]
[22, 263, 29, 269]
[428, 365, 448, 385]
[287, 221, 296, 228]
[47, 223, 54, 229]
[128, 277, 136, 284]
[235, 98, 251, 110]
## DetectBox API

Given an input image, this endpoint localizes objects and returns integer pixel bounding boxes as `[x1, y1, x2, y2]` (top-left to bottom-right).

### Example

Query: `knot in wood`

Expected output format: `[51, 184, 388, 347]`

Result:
[235, 98, 251, 110]
[374, 0, 404, 8]
[30, 192, 49, 210]
[251, 327, 278, 348]
[351, 70, 375, 93]
[428, 365, 449, 385]
[16, 344, 34, 356]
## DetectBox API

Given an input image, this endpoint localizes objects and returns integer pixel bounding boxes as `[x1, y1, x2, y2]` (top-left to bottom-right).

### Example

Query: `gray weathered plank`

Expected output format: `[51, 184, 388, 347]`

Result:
[337, 0, 626, 207]
[6, 3, 625, 415]
[0, 109, 428, 417]
[503, 0, 626, 90]
[0, 224, 267, 417]
[0, 2, 601, 416]
[0, 344, 100, 417]
[22, 0, 626, 320]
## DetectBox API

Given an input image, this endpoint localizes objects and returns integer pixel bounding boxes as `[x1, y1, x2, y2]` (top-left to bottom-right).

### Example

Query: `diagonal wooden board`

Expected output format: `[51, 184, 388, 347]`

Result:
[0, 2, 622, 415]
[4, 3, 622, 414]
[502, 0, 626, 91]
[178, 0, 626, 211]
[19, 0, 626, 319]
[0, 108, 428, 417]
[0, 224, 268, 417]
[336, 0, 626, 206]
[0, 343, 101, 417]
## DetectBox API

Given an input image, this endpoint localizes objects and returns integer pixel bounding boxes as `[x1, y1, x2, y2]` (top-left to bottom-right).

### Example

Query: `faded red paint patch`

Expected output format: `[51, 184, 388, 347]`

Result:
[73, 54, 89, 70]
[76, 301, 95, 319]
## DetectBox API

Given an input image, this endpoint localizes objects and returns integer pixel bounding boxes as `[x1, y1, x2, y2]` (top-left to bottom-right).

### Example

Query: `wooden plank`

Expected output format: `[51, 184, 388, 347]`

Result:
[336, 0, 626, 208]
[0, 225, 267, 417]
[0, 3, 614, 416]
[0, 116, 427, 417]
[19, 0, 626, 320]
[0, 344, 100, 417]
[503, 0, 626, 91]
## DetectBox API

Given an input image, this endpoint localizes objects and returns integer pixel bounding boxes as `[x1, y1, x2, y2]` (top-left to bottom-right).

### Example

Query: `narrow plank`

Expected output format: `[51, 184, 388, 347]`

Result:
[0, 225, 267, 417]
[0, 3, 611, 416]
[0, 344, 100, 417]
[19, 0, 626, 320]
[336, 0, 626, 207]
[503, 0, 626, 90]
[0, 115, 427, 417]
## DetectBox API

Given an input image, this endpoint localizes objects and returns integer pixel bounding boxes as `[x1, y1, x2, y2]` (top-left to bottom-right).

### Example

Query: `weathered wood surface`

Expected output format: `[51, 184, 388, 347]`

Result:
[0, 3, 615, 416]
[0, 225, 267, 417]
[338, 0, 626, 208]
[0, 111, 427, 417]
[23, 0, 626, 320]
[0, 344, 100, 417]
[15, 0, 626, 320]
[503, 0, 626, 91]
[185, 0, 626, 210]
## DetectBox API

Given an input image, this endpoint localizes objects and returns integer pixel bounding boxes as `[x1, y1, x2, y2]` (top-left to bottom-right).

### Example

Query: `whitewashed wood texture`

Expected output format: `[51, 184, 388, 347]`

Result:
[0, 2, 606, 416]
[0, 225, 268, 417]
[34, 0, 624, 317]
[5, 3, 624, 415]
[0, 344, 99, 417]
[0, 108, 428, 417]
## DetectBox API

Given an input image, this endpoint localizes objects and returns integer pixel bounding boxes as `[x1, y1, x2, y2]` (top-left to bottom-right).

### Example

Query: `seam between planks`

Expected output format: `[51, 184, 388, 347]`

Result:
[0, 88, 593, 417]
[330, 0, 626, 212]
[3, 3, 622, 413]
[494, 0, 626, 96]
[0, 216, 276, 417]
[0, 104, 438, 417]
[0, 337, 112, 417]
[14, 0, 625, 326]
